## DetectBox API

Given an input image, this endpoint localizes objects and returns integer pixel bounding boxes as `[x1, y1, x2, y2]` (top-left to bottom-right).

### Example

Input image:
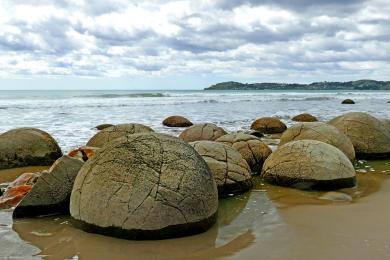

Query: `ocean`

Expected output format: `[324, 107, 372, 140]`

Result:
[0, 89, 389, 152]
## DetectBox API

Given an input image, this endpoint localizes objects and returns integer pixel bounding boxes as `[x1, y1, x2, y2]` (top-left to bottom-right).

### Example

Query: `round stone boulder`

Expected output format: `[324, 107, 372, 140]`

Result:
[329, 112, 390, 159]
[163, 116, 193, 127]
[291, 113, 318, 122]
[179, 123, 227, 142]
[70, 133, 218, 240]
[0, 128, 62, 170]
[250, 117, 287, 134]
[86, 123, 154, 148]
[341, 99, 355, 104]
[190, 141, 252, 197]
[279, 122, 355, 161]
[216, 133, 272, 173]
[261, 140, 356, 190]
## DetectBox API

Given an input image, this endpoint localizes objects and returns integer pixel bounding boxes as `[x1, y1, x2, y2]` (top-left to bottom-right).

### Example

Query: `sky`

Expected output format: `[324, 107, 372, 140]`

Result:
[0, 0, 389, 90]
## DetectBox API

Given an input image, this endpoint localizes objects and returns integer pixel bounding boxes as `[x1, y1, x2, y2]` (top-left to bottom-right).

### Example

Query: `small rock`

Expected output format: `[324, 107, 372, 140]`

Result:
[341, 99, 355, 104]
[95, 124, 114, 130]
[162, 116, 193, 127]
[250, 117, 287, 134]
[68, 146, 99, 162]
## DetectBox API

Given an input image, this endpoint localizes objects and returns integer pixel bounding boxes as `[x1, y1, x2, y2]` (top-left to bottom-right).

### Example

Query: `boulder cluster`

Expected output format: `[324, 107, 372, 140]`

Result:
[1, 111, 389, 240]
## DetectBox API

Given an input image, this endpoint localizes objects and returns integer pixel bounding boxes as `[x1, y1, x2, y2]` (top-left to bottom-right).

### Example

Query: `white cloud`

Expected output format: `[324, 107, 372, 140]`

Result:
[0, 0, 389, 83]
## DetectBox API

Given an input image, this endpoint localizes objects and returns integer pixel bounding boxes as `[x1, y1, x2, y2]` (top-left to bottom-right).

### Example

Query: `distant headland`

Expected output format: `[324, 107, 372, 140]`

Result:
[205, 80, 390, 90]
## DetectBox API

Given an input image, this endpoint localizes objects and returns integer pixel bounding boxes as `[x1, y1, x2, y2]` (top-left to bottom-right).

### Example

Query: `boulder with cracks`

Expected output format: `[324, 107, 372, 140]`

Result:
[279, 122, 355, 161]
[216, 133, 272, 173]
[261, 140, 356, 190]
[86, 123, 154, 148]
[190, 141, 252, 197]
[70, 133, 218, 240]
[329, 112, 390, 159]
[13, 156, 84, 218]
[179, 123, 227, 142]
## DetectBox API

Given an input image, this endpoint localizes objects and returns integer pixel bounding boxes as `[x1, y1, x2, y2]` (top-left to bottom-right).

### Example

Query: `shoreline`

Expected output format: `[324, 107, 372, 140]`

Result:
[1, 160, 389, 259]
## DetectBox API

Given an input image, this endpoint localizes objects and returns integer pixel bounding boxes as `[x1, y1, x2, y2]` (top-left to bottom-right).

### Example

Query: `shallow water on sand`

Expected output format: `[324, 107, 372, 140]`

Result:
[1, 160, 390, 259]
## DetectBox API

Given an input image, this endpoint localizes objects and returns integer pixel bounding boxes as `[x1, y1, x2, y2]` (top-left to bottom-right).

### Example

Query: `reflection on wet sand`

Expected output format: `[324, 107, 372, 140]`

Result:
[1, 160, 390, 259]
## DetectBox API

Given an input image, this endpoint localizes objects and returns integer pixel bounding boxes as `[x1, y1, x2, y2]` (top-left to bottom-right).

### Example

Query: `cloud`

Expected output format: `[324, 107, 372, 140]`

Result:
[0, 0, 389, 83]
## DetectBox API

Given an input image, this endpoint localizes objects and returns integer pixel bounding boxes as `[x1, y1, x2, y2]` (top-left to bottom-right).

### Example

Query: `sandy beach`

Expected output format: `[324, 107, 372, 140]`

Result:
[1, 159, 389, 259]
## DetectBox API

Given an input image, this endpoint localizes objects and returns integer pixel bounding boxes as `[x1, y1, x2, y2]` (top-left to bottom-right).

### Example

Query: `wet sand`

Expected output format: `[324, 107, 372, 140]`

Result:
[1, 160, 390, 259]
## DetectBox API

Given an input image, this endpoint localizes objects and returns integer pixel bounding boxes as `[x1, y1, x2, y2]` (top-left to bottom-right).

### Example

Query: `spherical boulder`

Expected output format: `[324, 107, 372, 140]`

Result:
[179, 123, 227, 142]
[163, 116, 193, 127]
[250, 117, 287, 134]
[190, 141, 252, 196]
[261, 140, 356, 190]
[70, 133, 218, 240]
[0, 128, 62, 170]
[86, 123, 154, 148]
[279, 122, 355, 161]
[329, 112, 390, 159]
[341, 99, 355, 104]
[216, 133, 272, 173]
[291, 113, 318, 122]
[95, 124, 113, 130]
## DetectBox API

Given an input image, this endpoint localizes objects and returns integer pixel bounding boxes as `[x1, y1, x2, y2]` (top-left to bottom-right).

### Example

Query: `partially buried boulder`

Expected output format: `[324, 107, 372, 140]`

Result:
[342, 99, 355, 104]
[250, 117, 287, 134]
[86, 123, 154, 147]
[95, 124, 113, 130]
[261, 140, 356, 190]
[190, 141, 252, 197]
[70, 133, 218, 240]
[0, 128, 62, 170]
[13, 156, 84, 218]
[216, 133, 272, 173]
[291, 113, 318, 122]
[163, 116, 193, 127]
[179, 123, 227, 142]
[279, 122, 355, 161]
[329, 112, 390, 159]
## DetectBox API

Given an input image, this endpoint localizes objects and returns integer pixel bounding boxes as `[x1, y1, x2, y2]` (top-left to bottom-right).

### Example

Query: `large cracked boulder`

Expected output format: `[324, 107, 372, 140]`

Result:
[179, 123, 227, 142]
[250, 117, 287, 134]
[261, 140, 356, 190]
[329, 112, 390, 159]
[279, 122, 355, 161]
[13, 156, 84, 218]
[216, 133, 272, 173]
[70, 133, 218, 240]
[0, 128, 62, 170]
[163, 116, 193, 127]
[86, 123, 154, 148]
[190, 141, 252, 197]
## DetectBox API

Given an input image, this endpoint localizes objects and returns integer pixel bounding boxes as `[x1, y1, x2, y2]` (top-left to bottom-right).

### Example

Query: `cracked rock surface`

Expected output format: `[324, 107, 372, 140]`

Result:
[13, 156, 84, 218]
[216, 133, 272, 173]
[250, 117, 287, 134]
[179, 123, 227, 142]
[329, 112, 390, 159]
[162, 116, 193, 127]
[0, 128, 62, 170]
[382, 119, 390, 133]
[70, 133, 218, 240]
[262, 140, 356, 190]
[86, 123, 154, 148]
[279, 122, 355, 161]
[190, 141, 252, 197]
